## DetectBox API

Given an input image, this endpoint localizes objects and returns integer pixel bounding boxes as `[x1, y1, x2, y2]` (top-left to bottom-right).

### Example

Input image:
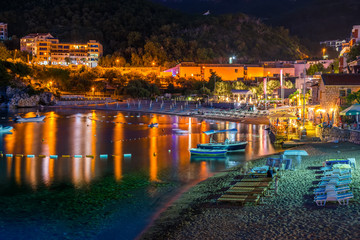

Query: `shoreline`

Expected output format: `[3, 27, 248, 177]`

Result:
[140, 142, 360, 239]
[49, 102, 270, 125]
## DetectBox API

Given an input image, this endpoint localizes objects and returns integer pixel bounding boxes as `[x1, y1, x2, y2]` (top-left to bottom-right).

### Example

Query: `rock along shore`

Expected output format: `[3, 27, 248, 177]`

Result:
[140, 142, 360, 240]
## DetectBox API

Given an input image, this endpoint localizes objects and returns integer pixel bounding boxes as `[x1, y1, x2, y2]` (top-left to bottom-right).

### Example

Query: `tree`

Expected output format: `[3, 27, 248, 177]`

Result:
[232, 81, 248, 90]
[207, 72, 221, 92]
[347, 44, 360, 63]
[346, 90, 360, 104]
[307, 63, 325, 75]
[0, 43, 11, 61]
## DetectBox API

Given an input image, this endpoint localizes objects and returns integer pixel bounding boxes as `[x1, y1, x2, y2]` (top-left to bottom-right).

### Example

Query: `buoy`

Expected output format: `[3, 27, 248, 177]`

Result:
[100, 154, 108, 158]
[86, 155, 94, 158]
[15, 154, 23, 157]
[62, 155, 70, 158]
[74, 155, 82, 158]
[5, 154, 13, 157]
[39, 155, 46, 158]
[153, 152, 157, 156]
[27, 155, 35, 158]
[50, 155, 58, 159]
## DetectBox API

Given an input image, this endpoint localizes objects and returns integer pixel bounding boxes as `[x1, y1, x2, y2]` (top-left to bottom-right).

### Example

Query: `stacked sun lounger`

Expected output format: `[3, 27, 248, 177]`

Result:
[314, 161, 354, 206]
[218, 175, 275, 205]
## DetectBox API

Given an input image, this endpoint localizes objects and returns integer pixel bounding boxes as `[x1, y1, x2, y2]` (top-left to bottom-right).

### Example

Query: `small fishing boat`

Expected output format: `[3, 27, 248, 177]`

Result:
[197, 141, 247, 152]
[189, 148, 227, 157]
[14, 115, 46, 123]
[173, 129, 189, 134]
[198, 128, 247, 152]
[148, 122, 159, 128]
[0, 125, 13, 132]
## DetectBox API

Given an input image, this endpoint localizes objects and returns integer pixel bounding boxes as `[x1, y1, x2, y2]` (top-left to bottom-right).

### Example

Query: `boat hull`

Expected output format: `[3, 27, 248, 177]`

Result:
[197, 141, 247, 152]
[190, 148, 227, 156]
[15, 116, 46, 122]
[0, 126, 13, 132]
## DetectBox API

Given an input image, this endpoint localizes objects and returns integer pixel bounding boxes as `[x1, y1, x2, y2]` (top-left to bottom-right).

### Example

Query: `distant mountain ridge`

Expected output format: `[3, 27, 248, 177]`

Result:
[0, 0, 306, 65]
[151, 0, 360, 53]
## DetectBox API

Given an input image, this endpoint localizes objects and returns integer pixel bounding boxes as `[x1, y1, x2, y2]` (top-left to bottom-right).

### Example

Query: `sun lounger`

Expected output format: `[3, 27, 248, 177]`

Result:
[217, 194, 260, 205]
[324, 169, 351, 176]
[313, 186, 350, 195]
[235, 182, 271, 188]
[227, 188, 265, 195]
[320, 174, 351, 181]
[318, 179, 352, 187]
[240, 178, 273, 182]
[314, 194, 327, 206]
[337, 192, 354, 205]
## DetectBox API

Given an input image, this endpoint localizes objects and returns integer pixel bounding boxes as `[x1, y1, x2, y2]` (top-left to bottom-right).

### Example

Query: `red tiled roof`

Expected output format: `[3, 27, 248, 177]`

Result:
[322, 74, 360, 85]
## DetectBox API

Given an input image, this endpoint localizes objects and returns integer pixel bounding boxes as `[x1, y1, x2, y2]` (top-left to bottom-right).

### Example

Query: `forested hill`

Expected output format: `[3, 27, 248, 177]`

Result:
[0, 0, 306, 66]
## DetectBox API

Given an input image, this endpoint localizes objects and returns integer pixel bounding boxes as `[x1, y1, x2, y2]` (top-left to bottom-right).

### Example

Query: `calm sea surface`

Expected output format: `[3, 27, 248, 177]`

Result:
[0, 108, 277, 239]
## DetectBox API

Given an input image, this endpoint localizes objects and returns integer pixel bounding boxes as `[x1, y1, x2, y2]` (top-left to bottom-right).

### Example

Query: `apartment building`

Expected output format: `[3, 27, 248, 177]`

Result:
[0, 23, 8, 41]
[20, 33, 103, 67]
[339, 25, 360, 73]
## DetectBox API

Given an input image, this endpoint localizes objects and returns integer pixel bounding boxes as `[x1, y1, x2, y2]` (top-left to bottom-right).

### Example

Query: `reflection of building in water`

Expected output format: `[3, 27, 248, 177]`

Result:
[113, 112, 124, 181]
[149, 113, 159, 182]
[15, 157, 21, 186]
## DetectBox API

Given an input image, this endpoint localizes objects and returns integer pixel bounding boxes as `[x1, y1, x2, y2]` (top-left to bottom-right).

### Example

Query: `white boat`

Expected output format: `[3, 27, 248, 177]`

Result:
[173, 129, 189, 134]
[198, 128, 247, 152]
[189, 148, 227, 157]
[0, 125, 13, 132]
[148, 123, 159, 128]
[15, 115, 46, 122]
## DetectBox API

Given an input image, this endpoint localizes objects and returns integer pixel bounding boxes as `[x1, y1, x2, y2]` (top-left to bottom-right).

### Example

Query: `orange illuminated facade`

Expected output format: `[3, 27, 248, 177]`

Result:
[164, 62, 295, 81]
[20, 33, 103, 67]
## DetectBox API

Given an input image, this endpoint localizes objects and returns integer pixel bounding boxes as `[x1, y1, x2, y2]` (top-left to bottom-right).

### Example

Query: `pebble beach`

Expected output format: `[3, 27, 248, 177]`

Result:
[140, 142, 360, 240]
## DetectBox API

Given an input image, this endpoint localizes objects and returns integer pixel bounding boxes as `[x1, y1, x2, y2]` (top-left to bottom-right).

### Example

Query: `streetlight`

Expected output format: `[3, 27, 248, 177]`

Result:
[229, 56, 235, 64]
[92, 87, 95, 96]
[152, 61, 155, 66]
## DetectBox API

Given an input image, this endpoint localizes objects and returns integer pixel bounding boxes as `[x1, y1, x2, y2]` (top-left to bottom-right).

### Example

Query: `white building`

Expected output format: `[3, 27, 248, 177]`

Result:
[0, 23, 8, 41]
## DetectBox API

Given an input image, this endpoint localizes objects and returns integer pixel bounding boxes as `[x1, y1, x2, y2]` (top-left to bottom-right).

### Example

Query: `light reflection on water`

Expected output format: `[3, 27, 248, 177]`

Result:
[0, 109, 277, 191]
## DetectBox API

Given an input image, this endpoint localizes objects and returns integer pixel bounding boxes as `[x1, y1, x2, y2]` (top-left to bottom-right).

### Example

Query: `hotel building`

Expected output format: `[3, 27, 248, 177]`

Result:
[20, 33, 103, 67]
[0, 22, 8, 41]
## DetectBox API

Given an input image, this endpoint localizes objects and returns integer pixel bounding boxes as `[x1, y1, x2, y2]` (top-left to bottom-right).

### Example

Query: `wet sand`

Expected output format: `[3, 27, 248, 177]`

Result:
[140, 142, 360, 240]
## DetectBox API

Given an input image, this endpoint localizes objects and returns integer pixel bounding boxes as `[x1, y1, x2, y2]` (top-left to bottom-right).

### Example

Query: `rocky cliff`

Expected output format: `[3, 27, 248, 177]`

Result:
[3, 87, 56, 108]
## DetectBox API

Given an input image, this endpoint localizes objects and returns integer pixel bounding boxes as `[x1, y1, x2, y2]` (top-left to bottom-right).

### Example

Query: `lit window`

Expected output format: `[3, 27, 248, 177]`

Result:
[339, 90, 346, 97]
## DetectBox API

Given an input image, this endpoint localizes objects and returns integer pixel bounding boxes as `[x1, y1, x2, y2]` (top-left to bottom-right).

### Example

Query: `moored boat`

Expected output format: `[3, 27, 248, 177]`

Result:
[14, 115, 46, 123]
[199, 128, 247, 152]
[189, 148, 227, 157]
[148, 122, 159, 128]
[197, 141, 247, 152]
[0, 125, 13, 132]
[173, 129, 189, 134]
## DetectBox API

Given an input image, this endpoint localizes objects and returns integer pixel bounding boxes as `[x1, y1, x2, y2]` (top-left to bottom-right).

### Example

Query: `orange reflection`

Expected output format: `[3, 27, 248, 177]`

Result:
[91, 111, 97, 176]
[149, 127, 159, 182]
[43, 111, 57, 155]
[14, 157, 21, 186]
[113, 112, 124, 181]
[6, 157, 12, 178]
[199, 161, 209, 180]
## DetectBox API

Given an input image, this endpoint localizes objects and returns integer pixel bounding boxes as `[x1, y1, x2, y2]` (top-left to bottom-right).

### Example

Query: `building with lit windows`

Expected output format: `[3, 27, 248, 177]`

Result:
[20, 33, 103, 67]
[164, 62, 295, 81]
[0, 23, 8, 41]
[339, 25, 360, 72]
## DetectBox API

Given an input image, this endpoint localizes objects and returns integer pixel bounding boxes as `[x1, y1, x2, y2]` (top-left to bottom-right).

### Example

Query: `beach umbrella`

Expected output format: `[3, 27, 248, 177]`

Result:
[340, 104, 360, 123]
